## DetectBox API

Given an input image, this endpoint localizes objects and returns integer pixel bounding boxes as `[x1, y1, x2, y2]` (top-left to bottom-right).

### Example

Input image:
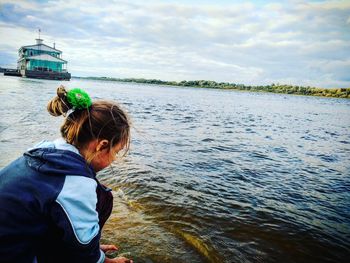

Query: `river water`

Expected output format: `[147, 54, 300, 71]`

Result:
[0, 75, 349, 262]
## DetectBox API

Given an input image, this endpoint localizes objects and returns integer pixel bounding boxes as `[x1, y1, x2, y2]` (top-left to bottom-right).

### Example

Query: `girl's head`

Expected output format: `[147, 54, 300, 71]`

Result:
[47, 86, 130, 172]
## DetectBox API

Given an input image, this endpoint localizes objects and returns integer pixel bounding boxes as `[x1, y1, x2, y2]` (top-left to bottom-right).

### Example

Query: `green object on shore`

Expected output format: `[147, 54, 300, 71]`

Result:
[67, 88, 92, 109]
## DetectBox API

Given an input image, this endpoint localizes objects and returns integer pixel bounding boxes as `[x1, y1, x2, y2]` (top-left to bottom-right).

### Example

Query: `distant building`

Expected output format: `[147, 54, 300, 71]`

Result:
[5, 37, 71, 80]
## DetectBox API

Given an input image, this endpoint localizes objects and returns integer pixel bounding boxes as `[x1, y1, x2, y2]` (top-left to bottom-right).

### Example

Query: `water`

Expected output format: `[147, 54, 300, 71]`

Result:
[0, 74, 349, 262]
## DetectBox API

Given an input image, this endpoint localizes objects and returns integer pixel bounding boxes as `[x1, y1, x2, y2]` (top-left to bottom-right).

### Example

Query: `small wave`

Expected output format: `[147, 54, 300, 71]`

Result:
[325, 131, 339, 137]
[202, 138, 215, 142]
[212, 145, 242, 153]
[317, 154, 339, 163]
[222, 159, 235, 165]
[248, 151, 274, 161]
[272, 147, 288, 154]
[192, 148, 211, 153]
[301, 135, 318, 141]
[245, 128, 256, 133]
[115, 188, 144, 211]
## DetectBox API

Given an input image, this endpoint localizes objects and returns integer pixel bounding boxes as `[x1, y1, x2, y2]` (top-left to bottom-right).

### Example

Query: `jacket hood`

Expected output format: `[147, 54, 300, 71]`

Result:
[23, 140, 95, 178]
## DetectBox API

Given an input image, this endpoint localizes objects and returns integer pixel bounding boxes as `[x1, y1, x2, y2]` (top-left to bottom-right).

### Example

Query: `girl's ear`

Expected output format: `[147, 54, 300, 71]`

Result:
[96, 139, 109, 152]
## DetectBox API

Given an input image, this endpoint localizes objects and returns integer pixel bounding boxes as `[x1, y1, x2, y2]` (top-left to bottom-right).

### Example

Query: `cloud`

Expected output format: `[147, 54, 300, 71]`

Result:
[0, 0, 349, 87]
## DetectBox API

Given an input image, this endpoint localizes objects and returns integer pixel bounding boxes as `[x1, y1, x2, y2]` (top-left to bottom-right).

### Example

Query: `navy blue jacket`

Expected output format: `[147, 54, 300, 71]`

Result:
[0, 139, 113, 263]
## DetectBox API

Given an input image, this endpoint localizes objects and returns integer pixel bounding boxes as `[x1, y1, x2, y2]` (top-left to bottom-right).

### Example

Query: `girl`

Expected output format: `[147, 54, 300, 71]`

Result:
[0, 86, 133, 263]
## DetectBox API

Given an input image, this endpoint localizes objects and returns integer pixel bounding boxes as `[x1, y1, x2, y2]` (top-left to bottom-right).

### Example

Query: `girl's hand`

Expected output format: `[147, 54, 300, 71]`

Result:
[100, 244, 118, 252]
[101, 245, 133, 263]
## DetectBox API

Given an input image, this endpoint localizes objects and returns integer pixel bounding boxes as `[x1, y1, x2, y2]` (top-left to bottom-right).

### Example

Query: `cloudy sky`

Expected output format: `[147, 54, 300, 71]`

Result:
[0, 0, 349, 87]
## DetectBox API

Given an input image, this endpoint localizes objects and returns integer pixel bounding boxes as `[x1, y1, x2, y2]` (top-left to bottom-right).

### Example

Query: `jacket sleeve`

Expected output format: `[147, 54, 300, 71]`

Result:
[50, 175, 105, 263]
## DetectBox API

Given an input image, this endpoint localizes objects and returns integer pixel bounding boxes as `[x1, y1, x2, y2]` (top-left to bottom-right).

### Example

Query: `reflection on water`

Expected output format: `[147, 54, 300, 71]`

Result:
[0, 75, 350, 262]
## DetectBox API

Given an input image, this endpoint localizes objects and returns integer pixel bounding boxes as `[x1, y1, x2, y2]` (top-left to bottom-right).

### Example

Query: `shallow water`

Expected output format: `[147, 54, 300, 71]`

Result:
[0, 75, 349, 262]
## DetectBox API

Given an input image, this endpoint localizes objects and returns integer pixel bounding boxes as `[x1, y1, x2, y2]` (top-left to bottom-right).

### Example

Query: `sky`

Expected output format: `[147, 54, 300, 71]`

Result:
[0, 0, 349, 88]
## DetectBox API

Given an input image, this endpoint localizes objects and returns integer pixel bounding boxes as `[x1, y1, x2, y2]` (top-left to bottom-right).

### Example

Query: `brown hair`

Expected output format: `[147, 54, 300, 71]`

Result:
[47, 86, 130, 161]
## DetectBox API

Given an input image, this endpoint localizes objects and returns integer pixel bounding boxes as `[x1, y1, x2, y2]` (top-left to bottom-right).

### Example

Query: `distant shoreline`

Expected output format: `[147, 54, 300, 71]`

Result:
[76, 76, 350, 99]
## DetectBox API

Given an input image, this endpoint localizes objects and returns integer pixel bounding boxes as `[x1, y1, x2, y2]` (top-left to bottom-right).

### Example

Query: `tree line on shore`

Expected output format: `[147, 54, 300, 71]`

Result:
[78, 76, 350, 99]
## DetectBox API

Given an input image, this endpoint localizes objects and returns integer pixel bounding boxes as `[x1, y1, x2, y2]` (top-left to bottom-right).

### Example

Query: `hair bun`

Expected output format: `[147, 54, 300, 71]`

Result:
[57, 85, 67, 99]
[47, 86, 71, 116]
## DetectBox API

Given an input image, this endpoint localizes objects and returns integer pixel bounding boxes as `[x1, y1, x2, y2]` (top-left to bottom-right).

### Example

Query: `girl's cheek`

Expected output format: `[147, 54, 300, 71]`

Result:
[98, 153, 111, 170]
[106, 153, 116, 166]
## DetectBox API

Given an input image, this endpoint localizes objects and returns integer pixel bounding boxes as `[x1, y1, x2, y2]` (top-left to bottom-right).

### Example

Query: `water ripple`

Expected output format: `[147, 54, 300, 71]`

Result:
[1, 76, 350, 262]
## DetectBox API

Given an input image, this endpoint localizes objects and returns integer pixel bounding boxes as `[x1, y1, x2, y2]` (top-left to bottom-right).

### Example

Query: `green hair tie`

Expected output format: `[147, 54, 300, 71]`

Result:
[66, 88, 92, 110]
